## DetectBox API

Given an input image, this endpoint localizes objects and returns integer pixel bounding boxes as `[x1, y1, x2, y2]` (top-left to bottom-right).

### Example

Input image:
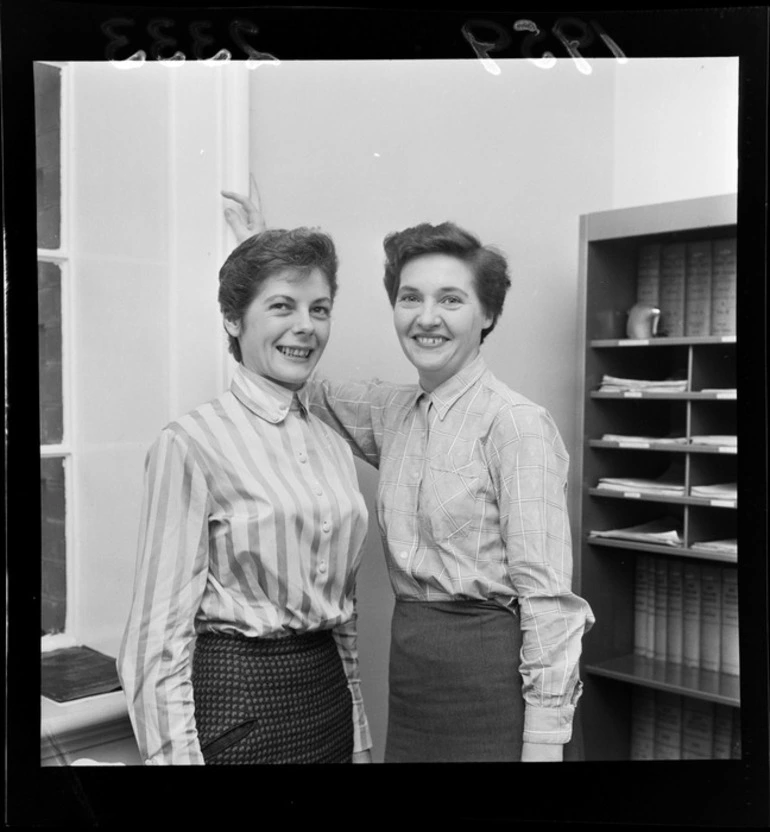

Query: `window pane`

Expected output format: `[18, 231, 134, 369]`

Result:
[41, 457, 67, 634]
[34, 62, 61, 249]
[39, 261, 63, 444]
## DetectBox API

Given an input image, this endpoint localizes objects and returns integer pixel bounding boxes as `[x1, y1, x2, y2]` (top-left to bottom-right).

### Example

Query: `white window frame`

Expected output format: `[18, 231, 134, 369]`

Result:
[38, 60, 78, 643]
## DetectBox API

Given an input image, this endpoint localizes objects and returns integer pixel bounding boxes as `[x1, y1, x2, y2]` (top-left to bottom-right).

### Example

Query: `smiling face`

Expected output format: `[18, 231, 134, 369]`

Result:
[393, 253, 493, 392]
[224, 267, 332, 390]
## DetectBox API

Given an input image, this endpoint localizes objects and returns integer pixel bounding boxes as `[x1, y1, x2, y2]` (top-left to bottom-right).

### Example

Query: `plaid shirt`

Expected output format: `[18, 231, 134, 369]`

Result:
[304, 353, 594, 744]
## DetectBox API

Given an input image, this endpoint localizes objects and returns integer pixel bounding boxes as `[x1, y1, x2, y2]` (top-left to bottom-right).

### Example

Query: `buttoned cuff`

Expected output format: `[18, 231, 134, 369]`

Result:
[349, 681, 373, 753]
[522, 682, 584, 745]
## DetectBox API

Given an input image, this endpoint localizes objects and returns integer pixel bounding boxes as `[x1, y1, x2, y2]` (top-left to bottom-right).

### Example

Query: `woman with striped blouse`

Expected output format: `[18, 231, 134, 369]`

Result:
[117, 228, 372, 765]
[223, 189, 595, 764]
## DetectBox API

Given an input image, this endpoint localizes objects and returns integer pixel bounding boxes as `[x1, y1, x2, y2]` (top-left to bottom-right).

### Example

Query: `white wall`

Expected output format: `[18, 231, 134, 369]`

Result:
[67, 62, 248, 655]
[247, 56, 738, 761]
[59, 56, 737, 761]
[249, 58, 621, 759]
[612, 58, 738, 207]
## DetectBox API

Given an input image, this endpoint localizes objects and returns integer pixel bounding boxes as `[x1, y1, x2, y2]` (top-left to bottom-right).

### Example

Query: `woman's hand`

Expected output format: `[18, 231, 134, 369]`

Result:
[521, 741, 564, 762]
[351, 749, 372, 763]
[222, 174, 266, 243]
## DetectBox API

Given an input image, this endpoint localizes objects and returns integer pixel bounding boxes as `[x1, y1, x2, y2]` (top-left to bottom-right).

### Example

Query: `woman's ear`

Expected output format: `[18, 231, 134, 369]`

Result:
[223, 317, 241, 338]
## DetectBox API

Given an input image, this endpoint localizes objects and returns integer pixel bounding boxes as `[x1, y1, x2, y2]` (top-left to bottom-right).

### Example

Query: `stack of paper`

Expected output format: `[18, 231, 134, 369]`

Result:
[598, 375, 688, 393]
[701, 388, 737, 396]
[597, 477, 686, 496]
[601, 434, 689, 445]
[690, 435, 737, 447]
[690, 483, 738, 499]
[589, 518, 683, 547]
[690, 539, 738, 556]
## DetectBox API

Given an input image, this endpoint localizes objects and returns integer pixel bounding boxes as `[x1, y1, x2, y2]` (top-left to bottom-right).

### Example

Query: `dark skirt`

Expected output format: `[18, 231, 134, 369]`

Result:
[385, 598, 524, 762]
[192, 629, 353, 764]
[385, 599, 585, 763]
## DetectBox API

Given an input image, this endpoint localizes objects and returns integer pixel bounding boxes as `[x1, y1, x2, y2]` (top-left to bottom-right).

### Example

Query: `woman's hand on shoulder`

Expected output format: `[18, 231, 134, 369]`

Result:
[521, 741, 564, 762]
[351, 749, 373, 763]
[222, 173, 266, 243]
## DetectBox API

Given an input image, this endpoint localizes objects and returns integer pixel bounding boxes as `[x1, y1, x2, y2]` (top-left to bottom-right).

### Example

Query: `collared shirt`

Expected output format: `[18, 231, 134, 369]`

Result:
[304, 353, 595, 745]
[118, 363, 371, 765]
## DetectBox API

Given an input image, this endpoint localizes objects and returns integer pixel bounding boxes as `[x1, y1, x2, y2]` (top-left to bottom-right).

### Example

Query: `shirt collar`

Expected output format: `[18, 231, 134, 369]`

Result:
[231, 363, 308, 423]
[423, 352, 488, 421]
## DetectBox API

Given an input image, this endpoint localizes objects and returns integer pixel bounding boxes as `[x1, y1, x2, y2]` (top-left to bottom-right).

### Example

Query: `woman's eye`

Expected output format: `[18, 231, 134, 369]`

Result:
[398, 294, 418, 304]
[270, 302, 290, 311]
[312, 306, 331, 318]
[442, 296, 462, 305]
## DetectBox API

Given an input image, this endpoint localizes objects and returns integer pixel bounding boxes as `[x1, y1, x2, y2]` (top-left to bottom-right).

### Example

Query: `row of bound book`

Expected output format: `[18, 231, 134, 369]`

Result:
[630, 687, 740, 760]
[634, 555, 739, 676]
[636, 238, 737, 337]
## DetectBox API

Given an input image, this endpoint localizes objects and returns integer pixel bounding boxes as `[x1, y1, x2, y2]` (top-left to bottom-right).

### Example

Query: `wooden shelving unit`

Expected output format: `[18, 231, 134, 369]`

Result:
[575, 193, 739, 760]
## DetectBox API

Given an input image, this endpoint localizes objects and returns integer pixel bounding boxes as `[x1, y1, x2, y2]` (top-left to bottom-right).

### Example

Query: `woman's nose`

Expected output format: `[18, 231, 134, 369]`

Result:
[416, 303, 440, 328]
[292, 309, 314, 334]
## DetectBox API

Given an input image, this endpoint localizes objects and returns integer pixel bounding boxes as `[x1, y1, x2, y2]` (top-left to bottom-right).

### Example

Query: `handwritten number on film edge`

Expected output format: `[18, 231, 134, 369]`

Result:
[102, 18, 280, 67]
[464, 16, 627, 74]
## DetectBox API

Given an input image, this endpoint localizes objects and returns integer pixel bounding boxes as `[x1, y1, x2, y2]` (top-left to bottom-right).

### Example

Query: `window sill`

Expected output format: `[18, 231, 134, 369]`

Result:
[41, 691, 140, 765]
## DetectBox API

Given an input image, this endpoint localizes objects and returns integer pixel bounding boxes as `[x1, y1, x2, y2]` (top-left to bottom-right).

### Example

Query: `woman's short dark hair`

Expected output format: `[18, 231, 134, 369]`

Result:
[219, 228, 338, 363]
[382, 222, 511, 343]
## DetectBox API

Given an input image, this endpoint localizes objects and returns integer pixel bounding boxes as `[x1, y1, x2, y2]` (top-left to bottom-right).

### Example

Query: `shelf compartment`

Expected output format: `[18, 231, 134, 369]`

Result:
[589, 440, 736, 455]
[585, 654, 740, 707]
[586, 536, 737, 564]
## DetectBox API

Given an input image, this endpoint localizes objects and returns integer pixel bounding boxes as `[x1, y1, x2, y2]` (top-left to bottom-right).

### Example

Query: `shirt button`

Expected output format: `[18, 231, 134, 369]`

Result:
[314, 486, 323, 496]
[298, 452, 307, 463]
[322, 520, 331, 533]
[399, 551, 408, 560]
[318, 560, 328, 574]
[411, 469, 421, 480]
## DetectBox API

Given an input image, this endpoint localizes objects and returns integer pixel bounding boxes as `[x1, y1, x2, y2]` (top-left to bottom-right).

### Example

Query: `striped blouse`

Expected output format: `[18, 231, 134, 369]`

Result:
[117, 363, 371, 765]
[304, 353, 595, 745]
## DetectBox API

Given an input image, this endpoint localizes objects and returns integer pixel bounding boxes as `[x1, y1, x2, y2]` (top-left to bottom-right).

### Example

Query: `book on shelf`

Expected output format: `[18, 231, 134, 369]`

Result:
[634, 554, 654, 659]
[589, 518, 683, 547]
[636, 243, 661, 307]
[683, 562, 702, 669]
[684, 240, 713, 337]
[659, 242, 687, 337]
[720, 567, 740, 676]
[690, 539, 738, 556]
[653, 558, 669, 662]
[700, 388, 737, 396]
[630, 686, 655, 760]
[666, 560, 684, 665]
[654, 691, 683, 760]
[682, 697, 715, 760]
[700, 565, 723, 673]
[713, 704, 733, 759]
[710, 237, 737, 337]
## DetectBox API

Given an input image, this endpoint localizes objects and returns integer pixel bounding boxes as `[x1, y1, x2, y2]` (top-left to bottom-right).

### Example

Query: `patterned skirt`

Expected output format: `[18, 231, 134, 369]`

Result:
[191, 629, 353, 765]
